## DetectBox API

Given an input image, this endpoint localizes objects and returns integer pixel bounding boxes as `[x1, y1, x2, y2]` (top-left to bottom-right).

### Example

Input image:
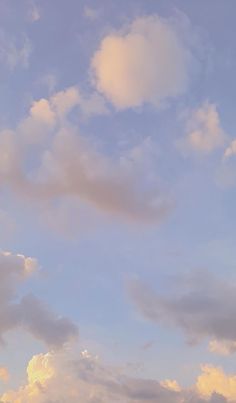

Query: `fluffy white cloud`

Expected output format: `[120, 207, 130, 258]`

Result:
[0, 250, 78, 348]
[50, 87, 80, 120]
[180, 102, 226, 154]
[128, 271, 236, 354]
[197, 365, 236, 401]
[0, 349, 229, 403]
[92, 15, 191, 109]
[29, 127, 170, 221]
[18, 87, 107, 145]
[0, 87, 170, 223]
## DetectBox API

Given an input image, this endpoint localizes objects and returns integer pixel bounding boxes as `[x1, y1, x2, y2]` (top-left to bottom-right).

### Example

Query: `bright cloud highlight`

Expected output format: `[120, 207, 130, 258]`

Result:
[92, 15, 191, 109]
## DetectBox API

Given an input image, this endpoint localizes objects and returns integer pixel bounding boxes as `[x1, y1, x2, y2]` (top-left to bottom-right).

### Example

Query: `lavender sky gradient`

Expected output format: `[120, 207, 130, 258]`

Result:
[0, 1, 236, 402]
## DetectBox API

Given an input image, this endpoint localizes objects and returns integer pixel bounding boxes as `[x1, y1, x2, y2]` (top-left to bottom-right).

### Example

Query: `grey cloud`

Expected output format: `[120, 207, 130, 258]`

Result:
[18, 295, 78, 348]
[0, 251, 78, 348]
[128, 271, 236, 351]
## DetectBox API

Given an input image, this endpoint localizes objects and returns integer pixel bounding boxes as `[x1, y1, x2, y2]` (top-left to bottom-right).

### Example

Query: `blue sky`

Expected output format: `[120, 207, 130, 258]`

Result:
[0, 1, 236, 402]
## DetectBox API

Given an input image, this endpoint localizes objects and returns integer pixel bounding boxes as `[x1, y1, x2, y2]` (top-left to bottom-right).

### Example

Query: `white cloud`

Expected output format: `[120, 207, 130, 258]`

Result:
[50, 87, 80, 120]
[30, 99, 56, 126]
[208, 340, 236, 356]
[0, 87, 171, 223]
[92, 15, 192, 109]
[197, 365, 236, 401]
[0, 349, 229, 402]
[177, 102, 227, 154]
[31, 127, 170, 221]
[179, 102, 226, 154]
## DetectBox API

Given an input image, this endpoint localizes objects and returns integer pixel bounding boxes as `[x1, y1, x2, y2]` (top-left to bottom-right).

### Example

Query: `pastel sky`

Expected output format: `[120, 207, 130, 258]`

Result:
[0, 0, 236, 402]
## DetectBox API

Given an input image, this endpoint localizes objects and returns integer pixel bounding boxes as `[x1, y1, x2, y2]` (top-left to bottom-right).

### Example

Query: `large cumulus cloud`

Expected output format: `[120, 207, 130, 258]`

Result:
[0, 349, 230, 403]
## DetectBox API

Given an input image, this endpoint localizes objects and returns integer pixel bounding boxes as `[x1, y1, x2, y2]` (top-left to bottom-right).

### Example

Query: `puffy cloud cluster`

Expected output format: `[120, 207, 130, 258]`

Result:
[179, 102, 226, 154]
[129, 271, 236, 355]
[0, 86, 171, 223]
[197, 365, 236, 401]
[0, 250, 78, 348]
[92, 15, 191, 109]
[0, 349, 230, 403]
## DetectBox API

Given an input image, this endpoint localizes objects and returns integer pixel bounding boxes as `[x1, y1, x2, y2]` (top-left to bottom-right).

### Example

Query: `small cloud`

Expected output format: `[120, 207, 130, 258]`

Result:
[28, 4, 41, 22]
[223, 139, 236, 159]
[178, 102, 226, 155]
[0, 86, 171, 224]
[197, 365, 236, 401]
[83, 5, 100, 20]
[209, 339, 236, 356]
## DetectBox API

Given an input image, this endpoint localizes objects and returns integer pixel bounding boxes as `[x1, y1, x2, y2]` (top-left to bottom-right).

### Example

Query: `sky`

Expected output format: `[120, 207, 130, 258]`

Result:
[0, 0, 236, 402]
